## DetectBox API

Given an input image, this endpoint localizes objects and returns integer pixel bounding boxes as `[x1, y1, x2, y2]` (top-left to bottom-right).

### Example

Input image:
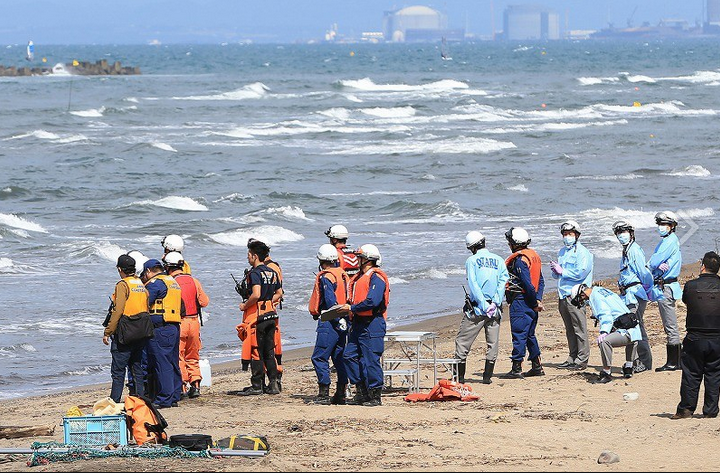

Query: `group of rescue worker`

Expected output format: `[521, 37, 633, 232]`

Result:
[106, 209, 714, 409]
[457, 211, 684, 385]
[104, 235, 209, 408]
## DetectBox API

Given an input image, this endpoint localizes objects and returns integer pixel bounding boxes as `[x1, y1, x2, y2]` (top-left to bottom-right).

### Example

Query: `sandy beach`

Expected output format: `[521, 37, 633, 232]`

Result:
[2, 262, 718, 471]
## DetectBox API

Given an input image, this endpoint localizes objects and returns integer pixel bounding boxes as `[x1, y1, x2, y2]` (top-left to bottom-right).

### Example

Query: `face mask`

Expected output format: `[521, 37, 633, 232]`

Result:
[658, 225, 671, 237]
[617, 232, 631, 245]
[563, 235, 576, 248]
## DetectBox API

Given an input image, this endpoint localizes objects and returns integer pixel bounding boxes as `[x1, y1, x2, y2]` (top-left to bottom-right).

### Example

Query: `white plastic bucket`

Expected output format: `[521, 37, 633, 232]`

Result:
[199, 359, 212, 387]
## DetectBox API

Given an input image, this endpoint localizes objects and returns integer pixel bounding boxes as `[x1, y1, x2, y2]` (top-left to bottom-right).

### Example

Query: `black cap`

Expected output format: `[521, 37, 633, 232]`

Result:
[117, 254, 136, 273]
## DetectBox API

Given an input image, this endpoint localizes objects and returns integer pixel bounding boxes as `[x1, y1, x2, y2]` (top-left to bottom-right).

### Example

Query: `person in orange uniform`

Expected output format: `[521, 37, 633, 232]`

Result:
[234, 240, 283, 396]
[325, 224, 359, 276]
[103, 254, 150, 403]
[309, 244, 351, 404]
[501, 227, 546, 379]
[142, 259, 184, 408]
[164, 251, 209, 399]
[341, 244, 390, 407]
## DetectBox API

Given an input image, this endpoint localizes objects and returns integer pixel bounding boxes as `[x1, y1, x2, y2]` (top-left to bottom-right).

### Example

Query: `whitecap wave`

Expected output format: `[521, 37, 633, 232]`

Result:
[0, 213, 47, 233]
[664, 165, 711, 177]
[507, 184, 529, 192]
[151, 142, 178, 152]
[4, 130, 60, 141]
[0, 257, 12, 269]
[135, 196, 208, 212]
[577, 76, 620, 86]
[566, 173, 642, 181]
[388, 277, 408, 285]
[359, 106, 416, 118]
[317, 108, 351, 120]
[577, 207, 714, 230]
[213, 193, 252, 203]
[338, 78, 469, 92]
[262, 206, 312, 221]
[326, 137, 515, 155]
[70, 106, 105, 118]
[179, 82, 270, 101]
[658, 70, 720, 84]
[209, 225, 304, 247]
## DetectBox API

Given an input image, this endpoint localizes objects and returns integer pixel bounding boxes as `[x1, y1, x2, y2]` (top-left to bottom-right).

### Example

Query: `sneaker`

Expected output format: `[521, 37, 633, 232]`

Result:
[622, 366, 633, 379]
[633, 361, 649, 374]
[228, 386, 263, 396]
[568, 363, 588, 371]
[557, 360, 574, 369]
[188, 385, 201, 398]
[595, 371, 613, 384]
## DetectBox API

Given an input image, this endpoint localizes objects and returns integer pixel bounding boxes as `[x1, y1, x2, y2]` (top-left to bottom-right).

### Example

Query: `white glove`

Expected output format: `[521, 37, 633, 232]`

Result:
[550, 261, 563, 275]
[337, 318, 348, 331]
[659, 262, 670, 272]
[485, 302, 498, 318]
[597, 332, 608, 344]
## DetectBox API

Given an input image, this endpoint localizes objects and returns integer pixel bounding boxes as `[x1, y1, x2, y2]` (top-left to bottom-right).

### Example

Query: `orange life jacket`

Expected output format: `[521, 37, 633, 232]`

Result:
[308, 266, 350, 317]
[349, 267, 390, 318]
[506, 248, 542, 293]
[175, 273, 200, 316]
[404, 379, 480, 403]
[336, 246, 359, 275]
[124, 395, 168, 445]
[148, 274, 183, 323]
[113, 276, 149, 316]
[264, 259, 283, 358]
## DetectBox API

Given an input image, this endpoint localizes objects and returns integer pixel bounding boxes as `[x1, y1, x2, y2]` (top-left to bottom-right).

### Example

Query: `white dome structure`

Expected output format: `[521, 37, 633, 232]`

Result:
[383, 5, 449, 42]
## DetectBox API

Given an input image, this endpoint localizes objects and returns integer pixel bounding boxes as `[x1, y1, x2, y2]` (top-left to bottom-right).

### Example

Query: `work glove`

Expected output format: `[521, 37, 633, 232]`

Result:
[550, 261, 563, 275]
[485, 302, 498, 318]
[337, 318, 348, 331]
[659, 262, 670, 272]
[597, 332, 608, 344]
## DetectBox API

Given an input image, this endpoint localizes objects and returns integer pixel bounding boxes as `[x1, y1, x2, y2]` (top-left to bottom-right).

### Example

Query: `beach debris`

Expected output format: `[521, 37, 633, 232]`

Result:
[0, 425, 55, 440]
[597, 450, 620, 464]
[489, 413, 509, 423]
[622, 392, 639, 401]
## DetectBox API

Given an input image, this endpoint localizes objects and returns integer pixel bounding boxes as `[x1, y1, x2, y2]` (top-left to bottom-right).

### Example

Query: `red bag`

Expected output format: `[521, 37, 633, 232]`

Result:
[405, 379, 480, 403]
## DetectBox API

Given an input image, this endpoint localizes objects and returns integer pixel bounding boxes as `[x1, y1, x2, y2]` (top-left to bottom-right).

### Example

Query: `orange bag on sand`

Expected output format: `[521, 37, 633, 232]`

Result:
[124, 395, 168, 445]
[404, 379, 480, 403]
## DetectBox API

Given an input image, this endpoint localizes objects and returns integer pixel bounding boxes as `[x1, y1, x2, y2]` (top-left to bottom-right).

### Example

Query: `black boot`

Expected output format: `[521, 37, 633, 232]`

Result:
[457, 361, 467, 383]
[362, 387, 382, 407]
[315, 383, 331, 404]
[330, 383, 347, 405]
[656, 344, 681, 372]
[523, 357, 545, 377]
[346, 383, 370, 405]
[236, 360, 265, 395]
[501, 360, 525, 379]
[482, 360, 495, 385]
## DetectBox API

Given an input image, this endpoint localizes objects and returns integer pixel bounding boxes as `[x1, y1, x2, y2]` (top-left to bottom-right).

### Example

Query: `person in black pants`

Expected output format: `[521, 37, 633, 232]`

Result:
[672, 251, 720, 419]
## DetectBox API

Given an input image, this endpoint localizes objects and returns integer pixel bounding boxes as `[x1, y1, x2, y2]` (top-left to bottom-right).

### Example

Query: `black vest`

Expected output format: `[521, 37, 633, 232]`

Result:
[685, 274, 720, 335]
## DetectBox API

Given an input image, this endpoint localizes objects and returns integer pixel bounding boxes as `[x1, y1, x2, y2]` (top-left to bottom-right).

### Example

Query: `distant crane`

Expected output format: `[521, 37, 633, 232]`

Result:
[627, 5, 639, 28]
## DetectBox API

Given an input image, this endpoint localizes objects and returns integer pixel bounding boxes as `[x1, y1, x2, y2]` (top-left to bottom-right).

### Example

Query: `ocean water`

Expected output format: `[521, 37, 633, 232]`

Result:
[0, 41, 718, 399]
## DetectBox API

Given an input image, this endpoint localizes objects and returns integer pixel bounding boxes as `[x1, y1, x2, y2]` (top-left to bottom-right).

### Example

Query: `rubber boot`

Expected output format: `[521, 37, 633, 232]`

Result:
[266, 379, 281, 395]
[457, 361, 467, 384]
[346, 383, 370, 405]
[330, 383, 347, 405]
[237, 360, 265, 396]
[501, 360, 525, 379]
[523, 357, 545, 377]
[482, 360, 495, 385]
[655, 344, 681, 372]
[315, 383, 331, 405]
[362, 387, 382, 407]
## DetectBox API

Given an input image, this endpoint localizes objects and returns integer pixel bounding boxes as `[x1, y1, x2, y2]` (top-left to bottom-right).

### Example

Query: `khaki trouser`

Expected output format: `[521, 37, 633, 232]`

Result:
[558, 297, 590, 365]
[599, 331, 636, 369]
[455, 314, 500, 363]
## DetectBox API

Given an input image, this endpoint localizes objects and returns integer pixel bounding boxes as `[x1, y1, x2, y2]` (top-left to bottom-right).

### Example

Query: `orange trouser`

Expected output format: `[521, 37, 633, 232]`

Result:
[179, 316, 202, 385]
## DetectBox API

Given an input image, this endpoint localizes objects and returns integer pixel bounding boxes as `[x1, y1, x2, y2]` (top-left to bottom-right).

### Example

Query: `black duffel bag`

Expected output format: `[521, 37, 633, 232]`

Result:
[169, 434, 213, 451]
[116, 312, 154, 345]
[613, 312, 639, 330]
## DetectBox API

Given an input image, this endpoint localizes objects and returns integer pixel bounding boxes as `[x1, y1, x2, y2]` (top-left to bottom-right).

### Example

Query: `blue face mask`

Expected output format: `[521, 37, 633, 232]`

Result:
[658, 225, 671, 237]
[563, 235, 576, 248]
[617, 232, 631, 245]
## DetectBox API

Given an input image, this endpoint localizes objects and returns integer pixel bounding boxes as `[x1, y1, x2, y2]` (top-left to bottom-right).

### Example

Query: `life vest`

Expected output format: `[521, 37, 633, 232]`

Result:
[113, 276, 149, 316]
[265, 259, 283, 284]
[124, 395, 168, 445]
[349, 267, 390, 318]
[337, 246, 359, 276]
[175, 273, 200, 316]
[308, 267, 350, 317]
[148, 274, 183, 323]
[264, 260, 284, 359]
[506, 248, 542, 293]
[404, 379, 480, 403]
[182, 260, 191, 275]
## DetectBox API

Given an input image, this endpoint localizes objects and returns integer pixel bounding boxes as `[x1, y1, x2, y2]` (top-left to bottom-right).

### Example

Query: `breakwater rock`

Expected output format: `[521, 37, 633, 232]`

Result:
[0, 59, 140, 76]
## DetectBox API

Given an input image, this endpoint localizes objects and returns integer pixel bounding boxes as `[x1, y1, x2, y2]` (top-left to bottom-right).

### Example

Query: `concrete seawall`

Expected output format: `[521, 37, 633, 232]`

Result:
[0, 59, 140, 76]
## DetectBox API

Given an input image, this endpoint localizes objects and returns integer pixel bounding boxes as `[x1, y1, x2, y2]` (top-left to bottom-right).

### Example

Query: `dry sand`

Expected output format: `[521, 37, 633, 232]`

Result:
[2, 263, 719, 471]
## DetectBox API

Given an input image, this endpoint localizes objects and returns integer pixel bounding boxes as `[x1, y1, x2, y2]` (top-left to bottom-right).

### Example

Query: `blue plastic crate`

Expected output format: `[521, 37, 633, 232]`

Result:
[62, 415, 128, 446]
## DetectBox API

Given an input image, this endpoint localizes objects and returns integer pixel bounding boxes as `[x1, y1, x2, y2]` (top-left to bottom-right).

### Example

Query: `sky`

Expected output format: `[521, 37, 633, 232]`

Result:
[0, 1, 708, 44]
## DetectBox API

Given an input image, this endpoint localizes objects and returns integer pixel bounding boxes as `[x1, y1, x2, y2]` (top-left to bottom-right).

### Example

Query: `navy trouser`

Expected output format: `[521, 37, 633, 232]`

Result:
[311, 319, 348, 386]
[110, 337, 145, 403]
[344, 316, 386, 390]
[146, 317, 182, 407]
[678, 335, 720, 417]
[509, 299, 541, 361]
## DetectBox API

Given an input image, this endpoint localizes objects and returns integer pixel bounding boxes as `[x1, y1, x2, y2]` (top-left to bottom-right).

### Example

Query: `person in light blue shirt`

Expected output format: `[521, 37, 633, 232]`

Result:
[455, 231, 509, 385]
[550, 220, 594, 370]
[571, 284, 641, 384]
[648, 211, 683, 372]
[612, 220, 654, 373]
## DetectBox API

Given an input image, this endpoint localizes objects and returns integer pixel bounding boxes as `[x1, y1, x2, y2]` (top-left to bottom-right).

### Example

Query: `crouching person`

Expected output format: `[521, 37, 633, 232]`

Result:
[571, 284, 641, 384]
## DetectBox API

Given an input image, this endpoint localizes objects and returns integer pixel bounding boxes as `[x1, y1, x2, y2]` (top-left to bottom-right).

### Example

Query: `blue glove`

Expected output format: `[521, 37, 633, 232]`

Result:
[485, 302, 498, 318]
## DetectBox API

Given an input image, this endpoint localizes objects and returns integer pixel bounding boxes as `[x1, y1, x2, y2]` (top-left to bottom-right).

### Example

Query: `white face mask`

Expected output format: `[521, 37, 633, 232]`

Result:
[617, 232, 631, 245]
[658, 225, 671, 237]
[563, 235, 576, 248]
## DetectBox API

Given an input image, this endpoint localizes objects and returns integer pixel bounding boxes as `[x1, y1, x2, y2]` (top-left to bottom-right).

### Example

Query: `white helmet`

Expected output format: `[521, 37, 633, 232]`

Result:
[325, 225, 349, 240]
[570, 283, 589, 308]
[126, 250, 148, 277]
[357, 244, 381, 262]
[560, 220, 581, 235]
[465, 231, 486, 249]
[505, 227, 531, 247]
[317, 244, 339, 262]
[162, 234, 184, 252]
[655, 211, 678, 227]
[163, 251, 184, 268]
